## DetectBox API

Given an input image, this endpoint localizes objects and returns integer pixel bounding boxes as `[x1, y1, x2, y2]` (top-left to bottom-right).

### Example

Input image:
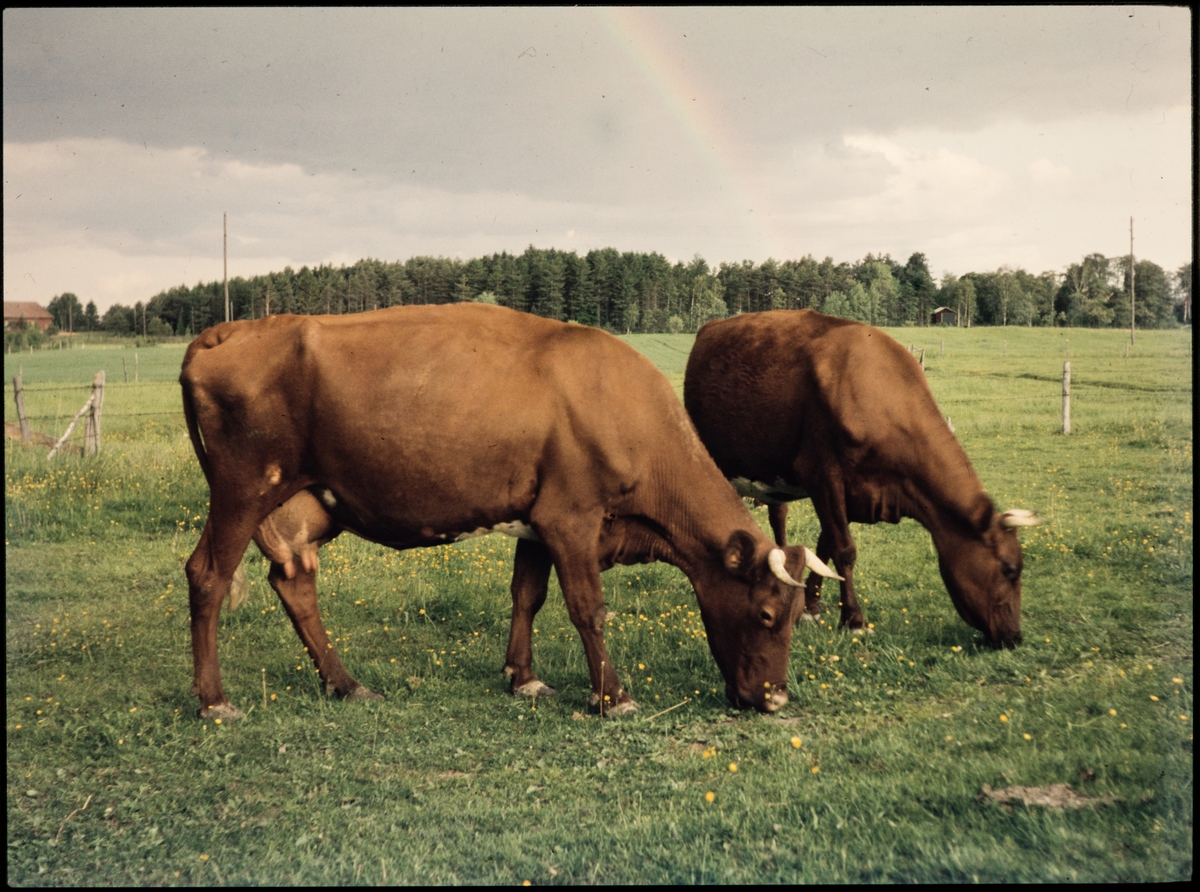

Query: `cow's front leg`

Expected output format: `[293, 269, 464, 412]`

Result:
[268, 562, 382, 702]
[502, 538, 557, 698]
[799, 526, 834, 624]
[549, 551, 636, 716]
[767, 502, 789, 547]
[832, 538, 863, 631]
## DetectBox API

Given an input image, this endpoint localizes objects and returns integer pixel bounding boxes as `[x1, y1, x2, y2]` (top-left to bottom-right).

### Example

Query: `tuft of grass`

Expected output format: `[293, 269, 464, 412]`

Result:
[6, 327, 1192, 884]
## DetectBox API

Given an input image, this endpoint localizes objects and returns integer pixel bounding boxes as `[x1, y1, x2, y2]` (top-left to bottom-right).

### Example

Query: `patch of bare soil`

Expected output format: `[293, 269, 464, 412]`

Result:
[979, 783, 1123, 812]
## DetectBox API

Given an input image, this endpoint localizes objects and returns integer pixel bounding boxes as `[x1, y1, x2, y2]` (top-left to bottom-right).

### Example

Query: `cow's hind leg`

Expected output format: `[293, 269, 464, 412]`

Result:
[268, 563, 382, 702]
[186, 513, 258, 720]
[502, 538, 557, 698]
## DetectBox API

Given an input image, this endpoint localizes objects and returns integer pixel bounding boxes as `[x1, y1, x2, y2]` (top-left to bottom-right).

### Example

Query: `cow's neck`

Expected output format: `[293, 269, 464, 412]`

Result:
[629, 454, 758, 583]
[892, 427, 989, 551]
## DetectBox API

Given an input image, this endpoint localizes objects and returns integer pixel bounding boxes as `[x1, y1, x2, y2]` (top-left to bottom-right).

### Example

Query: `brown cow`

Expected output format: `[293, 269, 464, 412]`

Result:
[180, 303, 840, 720]
[683, 309, 1039, 647]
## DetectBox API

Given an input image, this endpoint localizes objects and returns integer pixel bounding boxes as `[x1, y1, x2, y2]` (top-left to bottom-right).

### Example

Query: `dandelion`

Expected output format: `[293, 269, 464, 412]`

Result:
[1150, 696, 1160, 702]
[1181, 715, 1188, 722]
[791, 737, 802, 749]
[200, 854, 210, 861]
[811, 766, 819, 774]
[1000, 714, 1008, 722]
[1023, 733, 1032, 741]
[705, 791, 715, 803]
[728, 762, 738, 773]
[1172, 677, 1183, 684]
[1109, 709, 1117, 716]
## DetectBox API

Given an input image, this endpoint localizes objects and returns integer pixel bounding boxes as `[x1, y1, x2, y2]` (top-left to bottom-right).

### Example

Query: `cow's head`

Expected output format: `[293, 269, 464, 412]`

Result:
[938, 500, 1040, 648]
[698, 530, 841, 711]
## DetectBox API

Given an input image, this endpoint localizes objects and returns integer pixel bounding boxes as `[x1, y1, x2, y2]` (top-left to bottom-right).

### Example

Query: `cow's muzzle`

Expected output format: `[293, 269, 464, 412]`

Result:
[728, 682, 788, 712]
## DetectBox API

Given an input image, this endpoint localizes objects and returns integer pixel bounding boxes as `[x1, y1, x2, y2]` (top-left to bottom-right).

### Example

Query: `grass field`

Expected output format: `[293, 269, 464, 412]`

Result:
[6, 325, 1192, 883]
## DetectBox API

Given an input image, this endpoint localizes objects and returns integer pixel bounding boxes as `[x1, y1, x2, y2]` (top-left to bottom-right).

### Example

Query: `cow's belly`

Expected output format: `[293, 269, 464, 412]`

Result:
[309, 484, 541, 549]
[728, 476, 810, 505]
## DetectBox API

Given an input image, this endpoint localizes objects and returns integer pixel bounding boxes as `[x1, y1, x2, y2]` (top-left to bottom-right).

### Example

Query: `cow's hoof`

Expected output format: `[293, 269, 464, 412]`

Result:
[513, 680, 557, 698]
[588, 693, 638, 716]
[800, 611, 820, 624]
[343, 684, 385, 702]
[198, 702, 244, 721]
[606, 699, 639, 716]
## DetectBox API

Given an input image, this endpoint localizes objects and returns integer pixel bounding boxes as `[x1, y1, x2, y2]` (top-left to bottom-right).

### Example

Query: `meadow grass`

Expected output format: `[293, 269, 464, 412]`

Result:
[6, 326, 1192, 884]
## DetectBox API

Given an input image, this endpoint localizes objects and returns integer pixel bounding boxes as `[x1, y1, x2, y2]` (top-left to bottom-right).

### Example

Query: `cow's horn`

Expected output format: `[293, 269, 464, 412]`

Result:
[804, 548, 844, 581]
[768, 547, 844, 586]
[1000, 508, 1042, 528]
[768, 549, 804, 587]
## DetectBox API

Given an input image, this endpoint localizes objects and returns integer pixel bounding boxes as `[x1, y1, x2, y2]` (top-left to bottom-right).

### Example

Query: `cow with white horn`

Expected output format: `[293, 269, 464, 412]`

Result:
[684, 310, 1041, 648]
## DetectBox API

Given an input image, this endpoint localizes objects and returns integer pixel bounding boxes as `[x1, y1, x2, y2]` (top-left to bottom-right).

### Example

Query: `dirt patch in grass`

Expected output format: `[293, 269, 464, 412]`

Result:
[979, 783, 1123, 812]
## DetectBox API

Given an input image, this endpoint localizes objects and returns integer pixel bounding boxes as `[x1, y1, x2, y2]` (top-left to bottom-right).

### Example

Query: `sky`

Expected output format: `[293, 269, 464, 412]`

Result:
[3, 6, 1193, 312]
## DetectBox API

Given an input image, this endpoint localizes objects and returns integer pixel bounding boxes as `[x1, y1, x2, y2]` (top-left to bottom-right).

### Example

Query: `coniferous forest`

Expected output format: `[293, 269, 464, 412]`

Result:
[40, 246, 1193, 340]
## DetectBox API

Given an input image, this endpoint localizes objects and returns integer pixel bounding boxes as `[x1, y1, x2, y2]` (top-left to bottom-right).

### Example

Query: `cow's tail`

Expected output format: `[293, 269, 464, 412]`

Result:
[179, 325, 233, 486]
[180, 373, 214, 486]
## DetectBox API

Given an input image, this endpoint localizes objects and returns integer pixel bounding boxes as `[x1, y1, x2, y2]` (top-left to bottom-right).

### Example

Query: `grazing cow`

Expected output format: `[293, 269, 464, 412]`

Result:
[683, 309, 1039, 647]
[180, 303, 840, 720]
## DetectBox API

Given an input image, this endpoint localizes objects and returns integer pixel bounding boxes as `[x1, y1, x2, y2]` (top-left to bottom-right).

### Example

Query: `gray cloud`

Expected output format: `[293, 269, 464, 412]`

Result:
[2, 7, 1191, 310]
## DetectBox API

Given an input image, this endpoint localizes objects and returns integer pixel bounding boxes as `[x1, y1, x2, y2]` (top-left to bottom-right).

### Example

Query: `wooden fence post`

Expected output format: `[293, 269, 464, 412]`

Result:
[122, 356, 128, 383]
[1062, 362, 1071, 435]
[84, 370, 105, 456]
[940, 338, 944, 357]
[919, 348, 925, 372]
[14, 370, 31, 443]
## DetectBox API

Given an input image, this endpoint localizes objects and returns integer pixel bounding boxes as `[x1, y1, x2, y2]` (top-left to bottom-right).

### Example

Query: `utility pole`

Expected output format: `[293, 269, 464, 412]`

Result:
[1129, 216, 1135, 347]
[224, 212, 230, 323]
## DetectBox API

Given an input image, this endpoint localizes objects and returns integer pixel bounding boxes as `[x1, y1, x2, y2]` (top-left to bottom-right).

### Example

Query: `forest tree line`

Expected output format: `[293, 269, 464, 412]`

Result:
[38, 246, 1193, 341]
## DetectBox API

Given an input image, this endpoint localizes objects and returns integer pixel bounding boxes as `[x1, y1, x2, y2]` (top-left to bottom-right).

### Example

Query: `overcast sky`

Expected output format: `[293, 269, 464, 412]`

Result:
[4, 7, 1192, 312]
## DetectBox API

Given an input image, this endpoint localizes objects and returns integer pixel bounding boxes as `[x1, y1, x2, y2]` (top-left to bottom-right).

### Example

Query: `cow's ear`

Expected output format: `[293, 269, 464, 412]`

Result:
[722, 530, 759, 579]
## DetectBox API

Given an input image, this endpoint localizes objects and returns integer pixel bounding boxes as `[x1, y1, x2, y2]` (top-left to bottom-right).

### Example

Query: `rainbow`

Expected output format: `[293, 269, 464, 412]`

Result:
[591, 8, 776, 260]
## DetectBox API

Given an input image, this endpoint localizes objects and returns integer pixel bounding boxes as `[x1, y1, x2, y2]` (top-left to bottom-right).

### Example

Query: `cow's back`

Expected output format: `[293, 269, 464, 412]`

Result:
[685, 309, 967, 494]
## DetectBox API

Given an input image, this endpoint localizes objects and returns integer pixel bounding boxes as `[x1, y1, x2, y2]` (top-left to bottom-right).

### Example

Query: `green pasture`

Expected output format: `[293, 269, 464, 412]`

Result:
[6, 325, 1192, 883]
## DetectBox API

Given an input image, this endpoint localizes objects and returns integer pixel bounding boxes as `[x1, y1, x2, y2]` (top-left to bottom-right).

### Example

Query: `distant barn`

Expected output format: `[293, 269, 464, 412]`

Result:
[930, 306, 957, 326]
[4, 302, 54, 332]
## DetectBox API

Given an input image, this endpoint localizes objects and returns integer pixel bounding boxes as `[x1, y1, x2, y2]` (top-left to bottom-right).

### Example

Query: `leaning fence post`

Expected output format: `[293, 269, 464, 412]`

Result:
[48, 392, 95, 460]
[84, 370, 104, 456]
[14, 370, 32, 443]
[919, 348, 925, 372]
[1062, 361, 1071, 435]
